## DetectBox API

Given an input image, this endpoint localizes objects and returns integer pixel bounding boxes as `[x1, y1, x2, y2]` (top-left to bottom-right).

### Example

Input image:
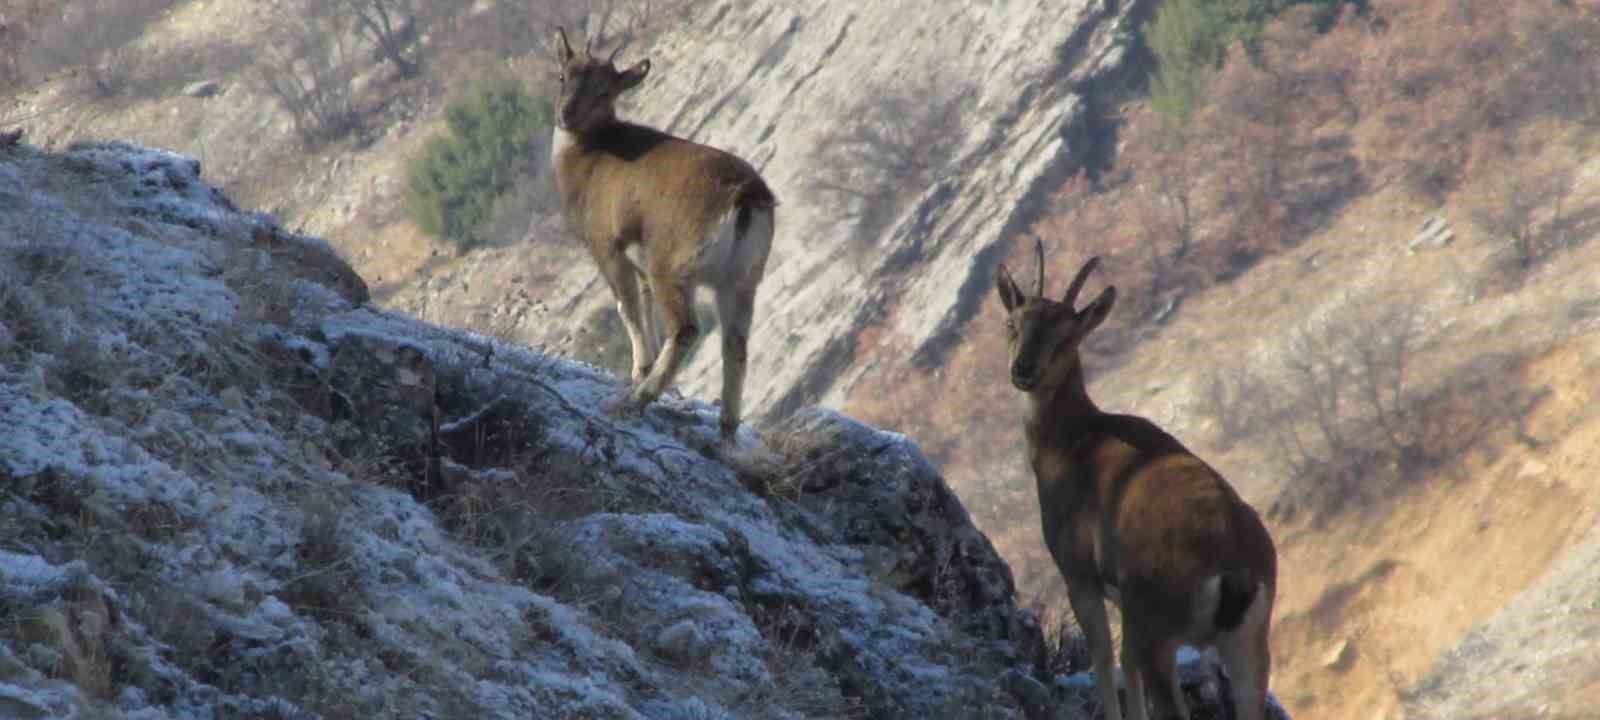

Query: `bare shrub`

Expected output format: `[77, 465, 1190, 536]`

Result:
[1512, 5, 1600, 126]
[123, 39, 256, 100]
[1261, 302, 1460, 523]
[1144, 126, 1199, 281]
[436, 467, 601, 596]
[1467, 143, 1579, 274]
[809, 67, 974, 245]
[1366, 2, 1600, 201]
[1196, 363, 1270, 449]
[1207, 15, 1364, 248]
[251, 1, 364, 147]
[279, 494, 359, 622]
[1034, 603, 1092, 677]
[427, 395, 640, 598]
[449, 0, 698, 63]
[1343, 304, 1421, 455]
[0, 2, 52, 92]
[336, 0, 428, 77]
[1279, 321, 1353, 467]
[525, 0, 701, 52]
[20, 0, 175, 98]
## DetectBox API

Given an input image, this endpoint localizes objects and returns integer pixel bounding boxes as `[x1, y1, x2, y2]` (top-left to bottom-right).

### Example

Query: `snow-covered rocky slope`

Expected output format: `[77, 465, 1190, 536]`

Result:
[0, 141, 1282, 719]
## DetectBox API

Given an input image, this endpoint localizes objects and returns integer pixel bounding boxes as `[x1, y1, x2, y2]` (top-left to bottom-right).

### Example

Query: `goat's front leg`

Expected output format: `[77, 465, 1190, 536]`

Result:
[1068, 584, 1124, 720]
[595, 250, 654, 384]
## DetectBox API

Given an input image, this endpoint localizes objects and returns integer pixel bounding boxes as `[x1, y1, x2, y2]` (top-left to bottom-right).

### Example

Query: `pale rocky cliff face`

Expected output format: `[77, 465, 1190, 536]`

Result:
[457, 0, 1153, 421]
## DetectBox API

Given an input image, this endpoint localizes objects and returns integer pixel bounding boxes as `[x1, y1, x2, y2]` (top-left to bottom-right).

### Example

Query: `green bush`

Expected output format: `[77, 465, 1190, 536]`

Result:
[1145, 0, 1355, 123]
[1145, 0, 1228, 123]
[407, 77, 551, 249]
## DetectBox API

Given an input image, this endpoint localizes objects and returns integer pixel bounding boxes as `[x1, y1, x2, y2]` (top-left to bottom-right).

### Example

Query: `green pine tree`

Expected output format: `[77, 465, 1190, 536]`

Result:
[1145, 0, 1352, 124]
[407, 77, 551, 249]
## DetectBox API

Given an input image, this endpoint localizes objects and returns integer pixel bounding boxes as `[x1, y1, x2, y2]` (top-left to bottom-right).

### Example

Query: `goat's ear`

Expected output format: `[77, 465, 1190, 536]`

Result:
[995, 264, 1025, 312]
[618, 59, 651, 91]
[555, 28, 576, 64]
[1079, 286, 1116, 333]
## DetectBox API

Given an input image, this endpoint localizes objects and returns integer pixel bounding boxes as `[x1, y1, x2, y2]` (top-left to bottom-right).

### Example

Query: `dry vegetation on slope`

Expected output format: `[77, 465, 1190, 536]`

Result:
[848, 3, 1600, 719]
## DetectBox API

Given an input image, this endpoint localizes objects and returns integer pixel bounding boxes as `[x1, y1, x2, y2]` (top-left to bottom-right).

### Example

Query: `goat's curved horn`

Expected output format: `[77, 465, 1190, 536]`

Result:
[607, 43, 623, 66]
[1064, 257, 1100, 309]
[585, 36, 595, 60]
[1034, 238, 1046, 297]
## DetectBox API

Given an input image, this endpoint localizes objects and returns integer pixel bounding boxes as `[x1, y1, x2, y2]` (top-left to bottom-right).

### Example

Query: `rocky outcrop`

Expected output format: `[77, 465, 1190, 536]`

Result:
[2, 138, 1283, 720]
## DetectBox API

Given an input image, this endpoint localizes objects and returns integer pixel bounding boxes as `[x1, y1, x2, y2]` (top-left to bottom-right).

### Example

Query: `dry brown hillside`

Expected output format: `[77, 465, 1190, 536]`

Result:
[846, 3, 1600, 719]
[7, 2, 1600, 719]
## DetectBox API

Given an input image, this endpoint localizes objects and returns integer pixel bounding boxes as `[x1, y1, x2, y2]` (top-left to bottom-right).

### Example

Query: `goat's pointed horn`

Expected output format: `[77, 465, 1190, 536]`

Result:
[1064, 257, 1101, 309]
[1034, 238, 1046, 297]
[585, 36, 595, 60]
[607, 43, 622, 65]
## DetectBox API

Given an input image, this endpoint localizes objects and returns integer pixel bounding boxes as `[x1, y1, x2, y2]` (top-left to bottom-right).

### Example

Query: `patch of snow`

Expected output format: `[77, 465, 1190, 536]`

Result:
[0, 551, 89, 602]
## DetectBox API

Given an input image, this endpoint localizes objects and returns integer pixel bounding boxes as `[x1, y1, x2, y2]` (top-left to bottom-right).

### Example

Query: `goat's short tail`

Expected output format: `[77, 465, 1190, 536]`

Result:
[1214, 570, 1258, 632]
[734, 179, 777, 238]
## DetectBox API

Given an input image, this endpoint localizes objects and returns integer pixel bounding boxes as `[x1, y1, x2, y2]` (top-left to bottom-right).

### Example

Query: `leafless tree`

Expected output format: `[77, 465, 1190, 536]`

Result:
[809, 69, 973, 242]
[525, 0, 700, 54]
[18, 0, 172, 97]
[0, 4, 49, 92]
[252, 1, 362, 146]
[1341, 303, 1421, 455]
[336, 0, 425, 78]
[1196, 363, 1269, 449]
[1281, 321, 1352, 459]
[1264, 297, 1433, 521]
[1470, 150, 1577, 271]
[1130, 125, 1203, 318]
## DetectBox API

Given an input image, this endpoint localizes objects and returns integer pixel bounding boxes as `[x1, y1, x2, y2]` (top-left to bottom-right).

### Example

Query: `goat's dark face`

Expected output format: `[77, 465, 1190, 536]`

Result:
[995, 251, 1115, 393]
[554, 29, 650, 134]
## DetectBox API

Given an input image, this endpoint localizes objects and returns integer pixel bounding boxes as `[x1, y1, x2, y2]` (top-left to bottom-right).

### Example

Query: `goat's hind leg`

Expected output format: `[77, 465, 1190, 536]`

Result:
[1216, 603, 1272, 720]
[712, 203, 772, 443]
[1125, 634, 1185, 720]
[713, 283, 756, 442]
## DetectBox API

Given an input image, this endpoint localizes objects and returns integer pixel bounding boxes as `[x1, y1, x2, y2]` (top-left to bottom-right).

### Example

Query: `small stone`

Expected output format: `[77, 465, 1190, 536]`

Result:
[1323, 637, 1353, 669]
[182, 80, 221, 98]
[1409, 214, 1455, 250]
[655, 620, 708, 661]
